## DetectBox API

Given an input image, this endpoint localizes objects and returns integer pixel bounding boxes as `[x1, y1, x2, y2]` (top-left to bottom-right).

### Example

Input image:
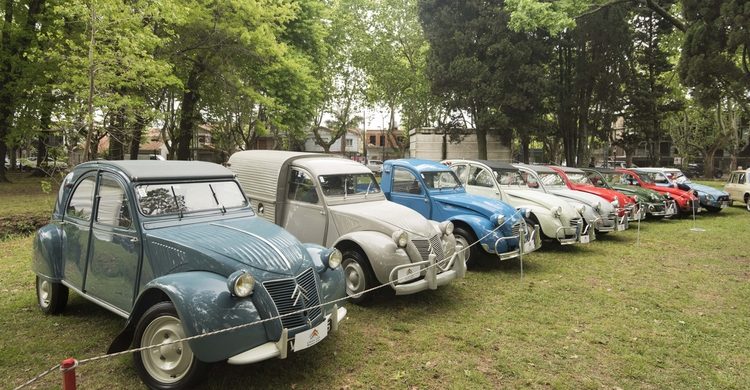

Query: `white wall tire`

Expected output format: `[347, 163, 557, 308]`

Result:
[36, 276, 68, 315]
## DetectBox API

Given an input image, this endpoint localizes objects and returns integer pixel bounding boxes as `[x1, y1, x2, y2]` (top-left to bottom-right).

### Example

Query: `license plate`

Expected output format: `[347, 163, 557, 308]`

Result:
[292, 320, 329, 352]
[579, 234, 590, 244]
[721, 201, 728, 208]
[616, 223, 627, 231]
[397, 266, 420, 282]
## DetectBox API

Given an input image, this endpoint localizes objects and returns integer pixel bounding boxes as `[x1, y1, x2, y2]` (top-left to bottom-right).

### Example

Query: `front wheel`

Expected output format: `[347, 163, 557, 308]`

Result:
[36, 276, 68, 315]
[746, 195, 750, 212]
[704, 206, 721, 213]
[453, 227, 481, 267]
[341, 250, 376, 304]
[133, 302, 207, 390]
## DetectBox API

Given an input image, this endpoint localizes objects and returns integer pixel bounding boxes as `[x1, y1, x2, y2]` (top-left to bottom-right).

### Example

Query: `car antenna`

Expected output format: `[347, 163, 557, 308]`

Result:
[170, 185, 183, 219]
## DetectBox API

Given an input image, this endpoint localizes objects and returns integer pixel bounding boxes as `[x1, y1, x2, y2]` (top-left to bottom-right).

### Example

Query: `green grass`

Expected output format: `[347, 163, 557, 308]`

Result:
[1, 178, 749, 389]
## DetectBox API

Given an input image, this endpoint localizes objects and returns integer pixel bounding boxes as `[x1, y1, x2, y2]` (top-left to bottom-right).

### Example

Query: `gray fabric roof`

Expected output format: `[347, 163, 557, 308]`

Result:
[77, 160, 234, 182]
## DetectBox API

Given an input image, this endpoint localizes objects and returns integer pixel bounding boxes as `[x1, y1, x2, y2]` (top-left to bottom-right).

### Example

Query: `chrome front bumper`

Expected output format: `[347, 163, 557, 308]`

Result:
[492, 224, 541, 260]
[555, 219, 582, 245]
[227, 305, 347, 365]
[389, 247, 467, 295]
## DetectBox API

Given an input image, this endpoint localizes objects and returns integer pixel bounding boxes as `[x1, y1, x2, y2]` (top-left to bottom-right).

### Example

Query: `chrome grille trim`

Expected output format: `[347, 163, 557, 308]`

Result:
[263, 268, 322, 330]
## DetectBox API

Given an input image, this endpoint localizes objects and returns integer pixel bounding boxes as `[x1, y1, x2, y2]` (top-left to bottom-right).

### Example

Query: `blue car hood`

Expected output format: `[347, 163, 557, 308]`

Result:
[686, 182, 728, 197]
[431, 191, 519, 220]
[147, 217, 308, 276]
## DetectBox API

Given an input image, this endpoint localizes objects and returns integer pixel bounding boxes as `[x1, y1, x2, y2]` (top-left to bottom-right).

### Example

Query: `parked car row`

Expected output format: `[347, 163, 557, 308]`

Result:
[30, 154, 744, 389]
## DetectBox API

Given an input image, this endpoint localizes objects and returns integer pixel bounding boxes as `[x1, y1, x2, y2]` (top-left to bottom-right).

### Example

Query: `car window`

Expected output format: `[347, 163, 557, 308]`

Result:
[392, 168, 422, 194]
[137, 181, 248, 216]
[468, 167, 493, 187]
[538, 172, 565, 187]
[319, 173, 380, 197]
[740, 173, 746, 184]
[451, 164, 468, 183]
[651, 172, 669, 184]
[96, 175, 132, 228]
[422, 170, 461, 190]
[492, 168, 526, 187]
[288, 169, 319, 204]
[567, 172, 592, 185]
[66, 176, 96, 221]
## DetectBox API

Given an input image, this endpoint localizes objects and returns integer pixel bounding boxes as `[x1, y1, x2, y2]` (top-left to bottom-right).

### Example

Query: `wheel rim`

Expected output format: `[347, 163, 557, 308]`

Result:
[746, 200, 750, 212]
[454, 234, 471, 263]
[140, 315, 193, 384]
[38, 279, 50, 309]
[343, 259, 366, 297]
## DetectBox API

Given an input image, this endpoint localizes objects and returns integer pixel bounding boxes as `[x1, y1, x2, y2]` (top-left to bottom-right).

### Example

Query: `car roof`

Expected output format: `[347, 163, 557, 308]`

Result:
[76, 160, 235, 182]
[583, 167, 619, 174]
[636, 167, 680, 173]
[513, 163, 556, 173]
[388, 159, 451, 172]
[547, 165, 584, 174]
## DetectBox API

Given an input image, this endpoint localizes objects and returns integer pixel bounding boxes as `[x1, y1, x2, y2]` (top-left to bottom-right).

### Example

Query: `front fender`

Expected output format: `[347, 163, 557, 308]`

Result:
[334, 231, 410, 284]
[302, 243, 346, 312]
[109, 272, 269, 363]
[524, 207, 563, 238]
[448, 214, 511, 253]
[32, 223, 63, 280]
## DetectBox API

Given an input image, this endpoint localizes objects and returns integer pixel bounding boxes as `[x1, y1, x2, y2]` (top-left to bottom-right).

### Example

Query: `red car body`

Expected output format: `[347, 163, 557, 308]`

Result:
[548, 166, 639, 220]
[615, 168, 699, 214]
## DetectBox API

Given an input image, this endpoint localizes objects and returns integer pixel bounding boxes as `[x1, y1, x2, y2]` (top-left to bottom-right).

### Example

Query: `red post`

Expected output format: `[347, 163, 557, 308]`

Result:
[60, 357, 77, 390]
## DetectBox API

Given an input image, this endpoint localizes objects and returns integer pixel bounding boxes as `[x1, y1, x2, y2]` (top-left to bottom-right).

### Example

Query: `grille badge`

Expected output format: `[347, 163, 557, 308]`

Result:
[291, 283, 309, 306]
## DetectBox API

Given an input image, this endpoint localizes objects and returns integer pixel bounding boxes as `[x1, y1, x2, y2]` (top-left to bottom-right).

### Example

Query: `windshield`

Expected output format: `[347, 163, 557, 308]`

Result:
[492, 169, 528, 187]
[585, 171, 610, 188]
[421, 170, 461, 190]
[136, 181, 248, 216]
[636, 172, 654, 184]
[567, 172, 592, 185]
[668, 171, 690, 184]
[318, 173, 380, 197]
[538, 172, 566, 187]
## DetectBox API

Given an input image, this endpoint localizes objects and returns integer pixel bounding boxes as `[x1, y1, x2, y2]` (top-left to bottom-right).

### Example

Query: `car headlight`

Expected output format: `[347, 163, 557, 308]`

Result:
[492, 213, 506, 227]
[575, 205, 585, 214]
[440, 221, 454, 236]
[553, 206, 563, 217]
[632, 195, 638, 202]
[392, 230, 408, 248]
[591, 201, 601, 211]
[707, 194, 715, 201]
[522, 208, 531, 218]
[319, 247, 342, 269]
[228, 270, 255, 297]
[610, 198, 619, 207]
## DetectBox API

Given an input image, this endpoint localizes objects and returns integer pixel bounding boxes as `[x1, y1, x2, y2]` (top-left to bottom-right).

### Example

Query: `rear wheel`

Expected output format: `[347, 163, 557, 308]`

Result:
[453, 227, 481, 267]
[341, 250, 376, 304]
[704, 206, 721, 213]
[745, 194, 750, 212]
[133, 302, 207, 390]
[36, 276, 68, 315]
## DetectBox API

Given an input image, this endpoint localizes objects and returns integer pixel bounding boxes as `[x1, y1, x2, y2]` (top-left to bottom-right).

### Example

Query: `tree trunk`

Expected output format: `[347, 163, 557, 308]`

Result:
[176, 59, 205, 160]
[129, 113, 147, 159]
[520, 132, 530, 163]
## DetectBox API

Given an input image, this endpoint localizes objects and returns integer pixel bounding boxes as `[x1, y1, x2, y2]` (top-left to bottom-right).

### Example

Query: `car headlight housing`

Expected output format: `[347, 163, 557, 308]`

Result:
[610, 198, 619, 207]
[632, 195, 638, 202]
[320, 247, 342, 269]
[228, 270, 255, 297]
[553, 206, 563, 217]
[575, 205, 585, 214]
[492, 213, 506, 227]
[392, 230, 408, 248]
[440, 221, 454, 236]
[591, 201, 601, 211]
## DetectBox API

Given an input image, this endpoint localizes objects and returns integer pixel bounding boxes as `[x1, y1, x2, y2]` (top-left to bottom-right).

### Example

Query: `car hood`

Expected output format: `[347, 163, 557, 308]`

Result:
[549, 188, 615, 214]
[504, 189, 574, 213]
[146, 217, 309, 277]
[686, 182, 728, 197]
[431, 192, 518, 220]
[571, 184, 633, 206]
[328, 200, 438, 239]
[611, 185, 664, 203]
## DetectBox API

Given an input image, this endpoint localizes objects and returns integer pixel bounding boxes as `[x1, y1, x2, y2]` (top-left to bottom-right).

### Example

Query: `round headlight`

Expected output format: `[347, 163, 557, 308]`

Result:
[553, 206, 563, 217]
[328, 248, 342, 268]
[632, 195, 638, 202]
[392, 230, 408, 248]
[610, 198, 619, 207]
[441, 221, 454, 236]
[228, 270, 255, 297]
[575, 205, 585, 214]
[592, 201, 601, 211]
[496, 215, 506, 226]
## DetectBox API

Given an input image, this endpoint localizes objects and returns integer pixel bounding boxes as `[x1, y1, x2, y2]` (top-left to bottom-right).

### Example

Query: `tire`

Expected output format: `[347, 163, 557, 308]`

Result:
[745, 194, 750, 212]
[133, 302, 207, 390]
[36, 276, 68, 315]
[704, 206, 721, 213]
[341, 250, 376, 304]
[453, 227, 481, 268]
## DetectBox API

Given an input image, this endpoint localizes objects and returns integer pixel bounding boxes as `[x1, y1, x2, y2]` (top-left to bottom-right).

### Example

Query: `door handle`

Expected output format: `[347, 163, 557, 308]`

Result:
[423, 198, 428, 203]
[129, 237, 139, 243]
[319, 210, 325, 215]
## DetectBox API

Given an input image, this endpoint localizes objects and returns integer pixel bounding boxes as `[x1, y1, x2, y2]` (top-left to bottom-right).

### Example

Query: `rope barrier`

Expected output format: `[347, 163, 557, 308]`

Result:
[14, 210, 526, 390]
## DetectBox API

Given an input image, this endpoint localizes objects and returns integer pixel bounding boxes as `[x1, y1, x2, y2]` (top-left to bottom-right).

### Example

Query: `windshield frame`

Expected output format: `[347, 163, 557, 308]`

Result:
[135, 179, 250, 218]
[421, 170, 463, 191]
[318, 173, 382, 199]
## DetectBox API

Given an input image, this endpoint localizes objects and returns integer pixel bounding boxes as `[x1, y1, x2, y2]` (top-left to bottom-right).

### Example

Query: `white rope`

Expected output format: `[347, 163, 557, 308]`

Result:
[14, 210, 524, 389]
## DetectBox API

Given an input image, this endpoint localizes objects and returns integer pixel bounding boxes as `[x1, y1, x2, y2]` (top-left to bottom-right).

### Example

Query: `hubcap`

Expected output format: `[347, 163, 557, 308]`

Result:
[140, 315, 193, 384]
[38, 279, 50, 308]
[343, 259, 365, 297]
[455, 235, 470, 263]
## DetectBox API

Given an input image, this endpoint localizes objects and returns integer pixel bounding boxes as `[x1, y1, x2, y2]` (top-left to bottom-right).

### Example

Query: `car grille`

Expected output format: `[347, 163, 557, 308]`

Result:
[717, 195, 730, 202]
[263, 268, 322, 330]
[511, 222, 521, 238]
[569, 217, 582, 228]
[412, 235, 447, 269]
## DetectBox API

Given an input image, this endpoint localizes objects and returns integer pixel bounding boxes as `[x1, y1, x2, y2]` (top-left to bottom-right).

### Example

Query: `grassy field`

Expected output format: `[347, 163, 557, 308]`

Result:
[1, 175, 748, 389]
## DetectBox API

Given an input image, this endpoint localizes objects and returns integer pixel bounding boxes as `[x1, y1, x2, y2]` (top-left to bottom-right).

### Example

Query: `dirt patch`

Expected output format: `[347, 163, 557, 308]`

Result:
[0, 213, 50, 238]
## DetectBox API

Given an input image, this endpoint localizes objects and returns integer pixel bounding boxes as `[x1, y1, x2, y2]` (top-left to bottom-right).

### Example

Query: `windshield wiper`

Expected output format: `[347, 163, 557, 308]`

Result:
[209, 184, 226, 214]
[170, 186, 183, 219]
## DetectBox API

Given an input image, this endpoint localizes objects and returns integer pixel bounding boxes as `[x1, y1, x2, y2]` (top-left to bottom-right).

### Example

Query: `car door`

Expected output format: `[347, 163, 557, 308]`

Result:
[725, 173, 738, 199]
[387, 167, 431, 218]
[85, 172, 142, 312]
[283, 167, 327, 245]
[61, 175, 97, 290]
